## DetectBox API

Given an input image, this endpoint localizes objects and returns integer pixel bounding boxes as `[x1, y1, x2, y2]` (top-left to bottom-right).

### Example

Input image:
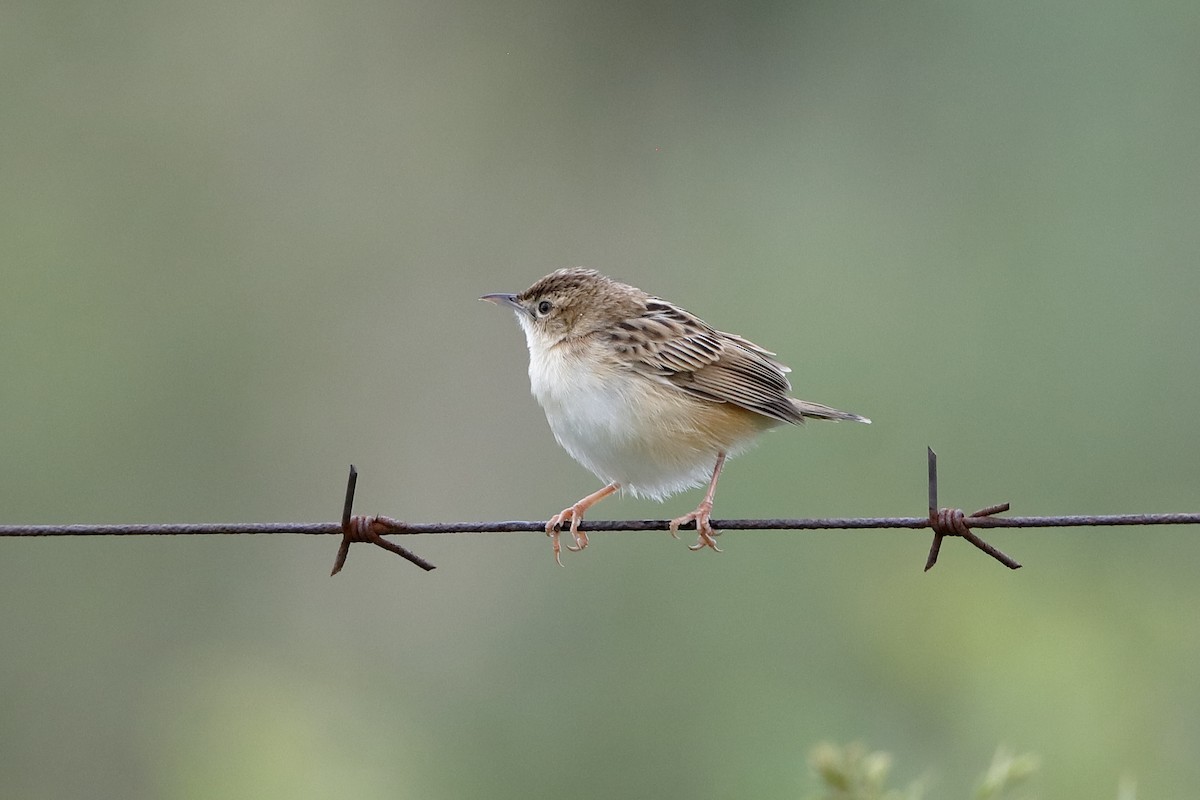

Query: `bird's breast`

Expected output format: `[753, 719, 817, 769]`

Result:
[528, 342, 629, 442]
[525, 340, 774, 499]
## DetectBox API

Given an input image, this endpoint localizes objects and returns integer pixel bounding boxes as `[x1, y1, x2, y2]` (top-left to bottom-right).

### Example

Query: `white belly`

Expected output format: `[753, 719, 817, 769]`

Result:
[527, 342, 760, 500]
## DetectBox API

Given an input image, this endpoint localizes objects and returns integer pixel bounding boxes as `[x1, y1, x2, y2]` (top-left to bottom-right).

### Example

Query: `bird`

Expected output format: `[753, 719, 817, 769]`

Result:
[482, 268, 869, 564]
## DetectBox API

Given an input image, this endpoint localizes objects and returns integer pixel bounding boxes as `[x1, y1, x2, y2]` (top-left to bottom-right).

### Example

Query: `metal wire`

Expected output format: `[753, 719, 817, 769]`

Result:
[4, 512, 1198, 538]
[3, 451, 1197, 574]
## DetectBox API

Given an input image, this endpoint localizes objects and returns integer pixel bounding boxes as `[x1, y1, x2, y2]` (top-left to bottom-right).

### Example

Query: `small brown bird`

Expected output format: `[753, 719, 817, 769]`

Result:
[483, 268, 869, 564]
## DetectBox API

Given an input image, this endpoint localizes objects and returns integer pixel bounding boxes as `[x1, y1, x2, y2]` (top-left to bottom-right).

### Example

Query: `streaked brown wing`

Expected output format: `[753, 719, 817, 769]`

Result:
[606, 299, 804, 424]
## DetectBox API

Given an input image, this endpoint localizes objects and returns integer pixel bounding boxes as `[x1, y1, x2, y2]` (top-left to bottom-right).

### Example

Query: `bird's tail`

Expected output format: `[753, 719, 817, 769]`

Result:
[790, 399, 871, 424]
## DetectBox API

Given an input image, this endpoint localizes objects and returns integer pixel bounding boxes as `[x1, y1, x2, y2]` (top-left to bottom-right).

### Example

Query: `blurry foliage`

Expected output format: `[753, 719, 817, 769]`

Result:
[809, 743, 1083, 800]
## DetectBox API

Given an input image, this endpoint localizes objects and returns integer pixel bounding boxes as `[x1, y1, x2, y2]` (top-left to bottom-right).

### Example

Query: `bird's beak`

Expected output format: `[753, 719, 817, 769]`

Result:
[480, 293, 529, 317]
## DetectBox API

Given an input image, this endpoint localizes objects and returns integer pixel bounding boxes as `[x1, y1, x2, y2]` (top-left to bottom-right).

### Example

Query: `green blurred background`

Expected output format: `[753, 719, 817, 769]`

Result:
[3, 1, 1199, 797]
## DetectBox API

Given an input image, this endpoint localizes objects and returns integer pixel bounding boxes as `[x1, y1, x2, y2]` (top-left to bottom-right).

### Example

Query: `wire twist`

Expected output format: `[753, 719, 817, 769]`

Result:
[331, 467, 435, 574]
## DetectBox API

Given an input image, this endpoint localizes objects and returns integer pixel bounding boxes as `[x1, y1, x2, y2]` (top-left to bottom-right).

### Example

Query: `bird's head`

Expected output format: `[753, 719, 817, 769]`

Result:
[482, 268, 643, 352]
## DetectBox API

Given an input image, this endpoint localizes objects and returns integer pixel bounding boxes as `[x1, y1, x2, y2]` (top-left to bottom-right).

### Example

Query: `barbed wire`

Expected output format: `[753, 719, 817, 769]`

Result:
[3, 449, 1197, 574]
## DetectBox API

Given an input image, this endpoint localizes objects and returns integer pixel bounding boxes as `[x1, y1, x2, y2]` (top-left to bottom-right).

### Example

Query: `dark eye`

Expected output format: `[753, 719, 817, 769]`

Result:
[537, 300, 553, 315]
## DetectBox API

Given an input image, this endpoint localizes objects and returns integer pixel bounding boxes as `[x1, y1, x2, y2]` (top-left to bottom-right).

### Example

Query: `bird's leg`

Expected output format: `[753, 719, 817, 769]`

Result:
[546, 482, 620, 565]
[669, 452, 726, 553]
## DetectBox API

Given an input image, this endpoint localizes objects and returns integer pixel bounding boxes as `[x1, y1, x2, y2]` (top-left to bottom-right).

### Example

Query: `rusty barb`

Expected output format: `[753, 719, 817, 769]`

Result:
[332, 466, 436, 574]
[924, 447, 1020, 571]
[4, 450, 1200, 575]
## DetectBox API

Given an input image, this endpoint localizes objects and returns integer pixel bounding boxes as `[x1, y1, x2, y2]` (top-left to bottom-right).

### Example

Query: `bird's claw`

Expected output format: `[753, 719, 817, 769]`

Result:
[546, 506, 588, 566]
[687, 527, 722, 552]
[669, 502, 722, 553]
